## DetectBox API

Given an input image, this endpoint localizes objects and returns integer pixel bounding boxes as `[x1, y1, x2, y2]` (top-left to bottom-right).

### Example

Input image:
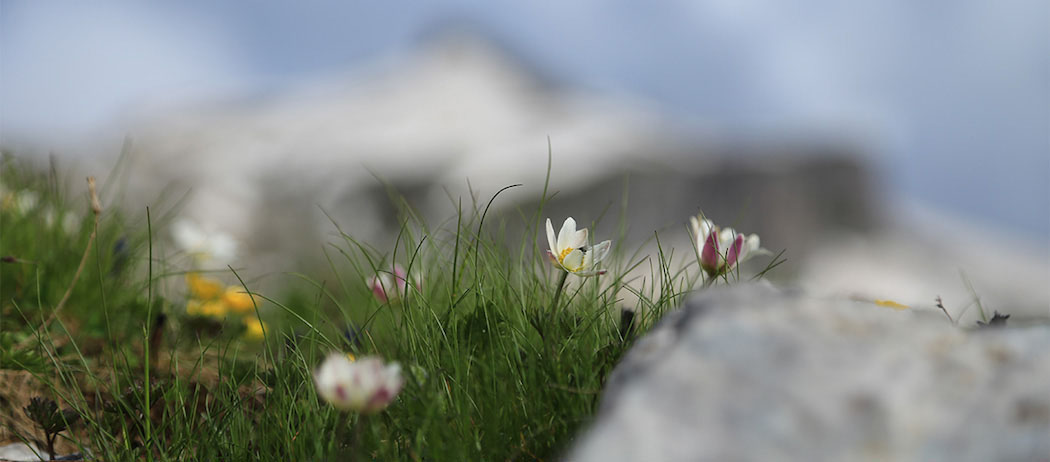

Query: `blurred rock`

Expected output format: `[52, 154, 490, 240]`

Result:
[87, 32, 875, 276]
[569, 284, 1050, 462]
[53, 31, 1043, 318]
[0, 442, 81, 461]
[103, 32, 679, 272]
[798, 203, 1050, 322]
[528, 148, 876, 265]
[0, 442, 48, 461]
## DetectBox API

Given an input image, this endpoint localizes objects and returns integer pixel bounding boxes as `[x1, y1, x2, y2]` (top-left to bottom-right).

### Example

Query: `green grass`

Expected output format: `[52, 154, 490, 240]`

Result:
[0, 151, 775, 460]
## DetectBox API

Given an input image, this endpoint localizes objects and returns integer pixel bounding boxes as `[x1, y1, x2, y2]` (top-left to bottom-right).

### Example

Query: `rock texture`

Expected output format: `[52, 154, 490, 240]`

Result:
[568, 284, 1050, 462]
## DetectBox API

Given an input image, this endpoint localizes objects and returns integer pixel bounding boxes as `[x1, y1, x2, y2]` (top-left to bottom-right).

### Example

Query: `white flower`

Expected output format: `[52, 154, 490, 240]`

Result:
[690, 215, 763, 277]
[366, 264, 422, 303]
[42, 208, 79, 234]
[2, 190, 39, 214]
[545, 217, 612, 277]
[313, 353, 404, 413]
[171, 219, 238, 267]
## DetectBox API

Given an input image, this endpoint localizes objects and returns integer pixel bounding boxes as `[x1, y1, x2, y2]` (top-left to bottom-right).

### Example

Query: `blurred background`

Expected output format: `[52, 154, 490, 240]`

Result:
[2, 1, 1047, 318]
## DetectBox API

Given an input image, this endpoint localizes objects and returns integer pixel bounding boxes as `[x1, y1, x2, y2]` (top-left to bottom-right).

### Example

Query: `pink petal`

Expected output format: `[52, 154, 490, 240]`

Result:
[726, 234, 744, 268]
[700, 230, 721, 271]
[393, 264, 408, 294]
[546, 249, 559, 264]
[369, 275, 389, 302]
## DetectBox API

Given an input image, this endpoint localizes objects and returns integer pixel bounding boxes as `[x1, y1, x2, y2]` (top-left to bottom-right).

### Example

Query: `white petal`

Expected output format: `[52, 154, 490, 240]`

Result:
[697, 218, 714, 241]
[557, 217, 577, 252]
[383, 363, 404, 393]
[746, 234, 771, 257]
[171, 219, 205, 252]
[572, 227, 589, 249]
[590, 240, 612, 264]
[546, 218, 558, 255]
[208, 233, 238, 265]
[581, 247, 594, 270]
[562, 248, 585, 272]
[718, 228, 737, 250]
[746, 234, 760, 253]
[690, 217, 705, 253]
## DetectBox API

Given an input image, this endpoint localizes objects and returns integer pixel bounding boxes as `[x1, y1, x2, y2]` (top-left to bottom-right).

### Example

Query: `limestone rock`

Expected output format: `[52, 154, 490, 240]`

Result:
[0, 442, 50, 461]
[568, 284, 1050, 462]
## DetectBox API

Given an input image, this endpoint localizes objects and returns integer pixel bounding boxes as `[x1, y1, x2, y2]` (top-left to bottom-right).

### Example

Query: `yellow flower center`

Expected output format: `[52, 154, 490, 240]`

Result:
[558, 247, 575, 263]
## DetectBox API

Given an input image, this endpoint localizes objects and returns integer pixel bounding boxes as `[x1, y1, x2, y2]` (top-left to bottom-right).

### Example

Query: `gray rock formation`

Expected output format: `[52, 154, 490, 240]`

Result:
[568, 284, 1050, 462]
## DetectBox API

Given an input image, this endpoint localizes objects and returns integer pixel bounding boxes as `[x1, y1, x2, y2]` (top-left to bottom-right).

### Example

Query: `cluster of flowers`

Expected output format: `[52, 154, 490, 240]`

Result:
[546, 215, 764, 280]
[689, 215, 763, 279]
[1, 186, 80, 234]
[172, 219, 266, 340]
[309, 213, 766, 418]
[184, 272, 267, 340]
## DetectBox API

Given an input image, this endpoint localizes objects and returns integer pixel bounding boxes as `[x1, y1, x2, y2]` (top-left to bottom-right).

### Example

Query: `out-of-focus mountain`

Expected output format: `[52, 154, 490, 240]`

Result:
[9, 31, 1049, 318]
[97, 33, 693, 264]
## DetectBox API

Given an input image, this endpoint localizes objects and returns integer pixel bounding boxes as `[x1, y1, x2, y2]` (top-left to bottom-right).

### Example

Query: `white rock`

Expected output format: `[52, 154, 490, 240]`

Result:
[0, 442, 50, 461]
[569, 284, 1050, 462]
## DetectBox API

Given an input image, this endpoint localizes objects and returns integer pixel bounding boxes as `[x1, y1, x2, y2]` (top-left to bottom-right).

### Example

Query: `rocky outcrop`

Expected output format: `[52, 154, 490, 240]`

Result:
[569, 284, 1050, 462]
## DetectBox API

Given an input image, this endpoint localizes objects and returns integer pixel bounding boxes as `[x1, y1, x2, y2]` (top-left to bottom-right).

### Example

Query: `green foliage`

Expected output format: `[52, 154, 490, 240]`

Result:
[0, 332, 50, 373]
[1, 154, 152, 340]
[1, 151, 773, 460]
[23, 396, 81, 459]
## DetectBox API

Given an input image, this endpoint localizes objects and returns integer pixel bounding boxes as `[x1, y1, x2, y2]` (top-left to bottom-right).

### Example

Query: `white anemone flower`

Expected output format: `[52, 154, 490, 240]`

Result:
[43, 208, 79, 234]
[2, 190, 40, 214]
[545, 217, 612, 277]
[367, 264, 422, 303]
[171, 219, 238, 267]
[690, 215, 763, 278]
[313, 353, 404, 413]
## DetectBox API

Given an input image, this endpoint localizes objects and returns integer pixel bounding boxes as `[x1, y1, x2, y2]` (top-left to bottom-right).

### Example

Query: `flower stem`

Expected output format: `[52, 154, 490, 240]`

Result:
[335, 412, 353, 459]
[702, 270, 716, 288]
[351, 414, 366, 461]
[549, 271, 569, 321]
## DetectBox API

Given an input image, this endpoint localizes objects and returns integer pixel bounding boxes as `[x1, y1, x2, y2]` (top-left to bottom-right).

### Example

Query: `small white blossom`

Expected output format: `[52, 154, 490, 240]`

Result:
[43, 208, 80, 234]
[171, 219, 238, 267]
[2, 190, 40, 214]
[690, 215, 763, 278]
[313, 353, 404, 413]
[367, 264, 422, 302]
[545, 217, 612, 277]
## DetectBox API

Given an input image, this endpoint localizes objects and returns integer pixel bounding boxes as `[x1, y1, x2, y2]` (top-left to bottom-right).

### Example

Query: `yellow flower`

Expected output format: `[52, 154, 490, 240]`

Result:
[346, 352, 356, 362]
[186, 272, 223, 300]
[187, 299, 228, 318]
[222, 286, 257, 313]
[186, 300, 203, 316]
[199, 300, 228, 318]
[242, 317, 267, 341]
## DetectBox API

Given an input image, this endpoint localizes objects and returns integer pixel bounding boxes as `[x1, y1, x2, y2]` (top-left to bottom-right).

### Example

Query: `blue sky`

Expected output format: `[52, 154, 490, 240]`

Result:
[2, 1, 1047, 241]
